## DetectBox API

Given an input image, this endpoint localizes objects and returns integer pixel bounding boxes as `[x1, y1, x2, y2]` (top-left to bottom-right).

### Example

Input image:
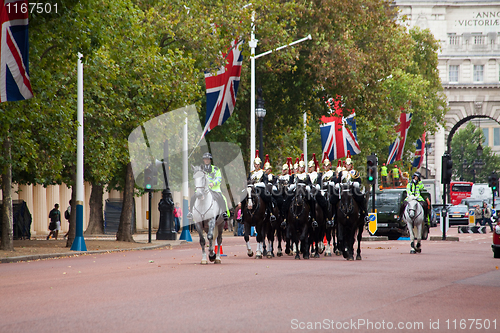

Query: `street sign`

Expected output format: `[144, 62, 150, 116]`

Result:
[468, 209, 475, 226]
[368, 213, 377, 235]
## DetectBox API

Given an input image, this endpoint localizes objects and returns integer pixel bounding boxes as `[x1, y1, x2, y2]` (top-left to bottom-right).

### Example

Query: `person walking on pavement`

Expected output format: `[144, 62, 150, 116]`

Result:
[481, 202, 493, 232]
[64, 200, 71, 239]
[474, 204, 483, 227]
[173, 202, 182, 233]
[47, 203, 61, 240]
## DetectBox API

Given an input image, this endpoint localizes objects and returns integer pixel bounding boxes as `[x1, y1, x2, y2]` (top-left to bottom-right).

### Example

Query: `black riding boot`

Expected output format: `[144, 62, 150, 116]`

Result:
[309, 199, 318, 228]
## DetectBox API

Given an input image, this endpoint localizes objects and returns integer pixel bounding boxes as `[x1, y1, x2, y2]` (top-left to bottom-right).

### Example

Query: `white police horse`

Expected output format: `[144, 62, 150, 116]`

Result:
[192, 166, 224, 264]
[402, 195, 425, 254]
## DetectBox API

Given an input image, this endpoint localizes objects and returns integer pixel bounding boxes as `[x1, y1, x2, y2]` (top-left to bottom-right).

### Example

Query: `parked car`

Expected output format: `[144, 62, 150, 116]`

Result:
[492, 218, 500, 258]
[447, 204, 470, 225]
[432, 204, 452, 221]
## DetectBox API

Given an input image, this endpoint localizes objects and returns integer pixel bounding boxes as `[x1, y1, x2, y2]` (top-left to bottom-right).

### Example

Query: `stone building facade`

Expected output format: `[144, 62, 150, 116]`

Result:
[396, 0, 500, 202]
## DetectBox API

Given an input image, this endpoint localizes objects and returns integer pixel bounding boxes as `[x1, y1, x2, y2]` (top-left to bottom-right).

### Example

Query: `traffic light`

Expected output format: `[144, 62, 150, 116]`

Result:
[366, 154, 378, 185]
[143, 164, 158, 190]
[441, 153, 453, 184]
[491, 172, 499, 192]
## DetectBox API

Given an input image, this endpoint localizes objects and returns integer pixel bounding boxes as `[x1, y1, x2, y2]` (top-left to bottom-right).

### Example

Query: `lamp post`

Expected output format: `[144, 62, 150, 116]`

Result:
[255, 87, 266, 161]
[472, 143, 484, 183]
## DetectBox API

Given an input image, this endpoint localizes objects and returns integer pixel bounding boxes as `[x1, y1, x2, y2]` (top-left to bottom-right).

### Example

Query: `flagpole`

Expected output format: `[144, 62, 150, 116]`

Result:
[250, 12, 257, 171]
[71, 53, 87, 251]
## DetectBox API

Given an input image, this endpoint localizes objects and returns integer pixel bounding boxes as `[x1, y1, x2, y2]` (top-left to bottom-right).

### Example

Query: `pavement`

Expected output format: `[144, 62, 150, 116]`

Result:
[0, 229, 215, 264]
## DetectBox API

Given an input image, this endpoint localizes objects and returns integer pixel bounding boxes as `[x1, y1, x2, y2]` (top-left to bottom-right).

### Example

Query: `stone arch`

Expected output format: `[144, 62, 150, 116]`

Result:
[444, 98, 500, 154]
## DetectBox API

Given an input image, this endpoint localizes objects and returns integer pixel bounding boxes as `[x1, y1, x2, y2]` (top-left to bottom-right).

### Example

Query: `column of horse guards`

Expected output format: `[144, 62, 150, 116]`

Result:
[187, 149, 369, 264]
[240, 150, 369, 261]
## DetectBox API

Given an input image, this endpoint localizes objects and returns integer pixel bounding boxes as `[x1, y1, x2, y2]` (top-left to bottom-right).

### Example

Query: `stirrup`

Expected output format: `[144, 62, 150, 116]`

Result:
[312, 220, 318, 228]
[270, 214, 276, 222]
[187, 212, 193, 220]
[222, 212, 228, 220]
[281, 220, 287, 229]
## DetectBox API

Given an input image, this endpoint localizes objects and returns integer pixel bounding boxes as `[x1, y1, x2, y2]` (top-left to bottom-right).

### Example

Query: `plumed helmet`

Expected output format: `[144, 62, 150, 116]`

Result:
[322, 152, 331, 166]
[254, 150, 261, 165]
[282, 163, 289, 171]
[263, 154, 271, 170]
[202, 152, 212, 159]
[308, 160, 315, 168]
[345, 151, 352, 165]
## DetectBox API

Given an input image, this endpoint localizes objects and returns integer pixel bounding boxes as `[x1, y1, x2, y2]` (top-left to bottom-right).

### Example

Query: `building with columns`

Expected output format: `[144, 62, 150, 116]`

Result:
[1, 183, 184, 238]
[395, 0, 500, 203]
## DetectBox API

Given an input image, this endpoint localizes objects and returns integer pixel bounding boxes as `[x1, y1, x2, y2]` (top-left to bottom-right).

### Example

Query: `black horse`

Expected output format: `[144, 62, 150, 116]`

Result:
[287, 184, 310, 260]
[265, 200, 284, 258]
[241, 183, 268, 259]
[309, 201, 326, 258]
[335, 181, 365, 260]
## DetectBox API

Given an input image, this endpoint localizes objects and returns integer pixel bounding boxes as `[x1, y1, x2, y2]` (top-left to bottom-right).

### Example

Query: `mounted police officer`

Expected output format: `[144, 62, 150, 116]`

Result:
[187, 152, 229, 221]
[321, 154, 335, 227]
[401, 171, 429, 223]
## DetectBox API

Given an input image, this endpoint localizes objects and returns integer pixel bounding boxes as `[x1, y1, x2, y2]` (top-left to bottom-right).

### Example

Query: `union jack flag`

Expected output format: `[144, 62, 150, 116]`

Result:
[320, 98, 361, 161]
[387, 112, 412, 165]
[202, 40, 243, 138]
[0, 0, 33, 102]
[412, 132, 426, 169]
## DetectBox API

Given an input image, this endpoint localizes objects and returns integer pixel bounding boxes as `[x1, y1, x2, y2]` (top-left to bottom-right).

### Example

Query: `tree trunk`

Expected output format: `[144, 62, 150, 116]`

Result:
[116, 162, 135, 242]
[1, 135, 14, 251]
[65, 166, 77, 248]
[85, 183, 104, 234]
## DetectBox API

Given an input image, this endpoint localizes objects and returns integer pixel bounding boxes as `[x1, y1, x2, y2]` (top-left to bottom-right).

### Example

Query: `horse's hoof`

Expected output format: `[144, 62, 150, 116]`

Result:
[335, 250, 342, 256]
[314, 253, 320, 258]
[416, 248, 421, 253]
[303, 255, 310, 260]
[295, 254, 300, 260]
[201, 260, 207, 265]
[209, 253, 216, 262]
[247, 251, 253, 257]
[266, 252, 273, 259]
[410, 249, 416, 254]
[256, 251, 262, 259]
[325, 252, 332, 257]
[277, 251, 283, 257]
[214, 258, 221, 264]
[347, 257, 354, 261]
[356, 255, 362, 260]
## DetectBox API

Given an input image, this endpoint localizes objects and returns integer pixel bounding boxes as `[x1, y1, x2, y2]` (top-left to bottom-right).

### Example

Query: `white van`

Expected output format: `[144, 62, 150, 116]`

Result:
[470, 183, 492, 201]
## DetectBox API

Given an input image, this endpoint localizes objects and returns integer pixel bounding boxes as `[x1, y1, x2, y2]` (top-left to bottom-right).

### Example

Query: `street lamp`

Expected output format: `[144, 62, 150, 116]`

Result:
[473, 143, 484, 183]
[255, 87, 266, 161]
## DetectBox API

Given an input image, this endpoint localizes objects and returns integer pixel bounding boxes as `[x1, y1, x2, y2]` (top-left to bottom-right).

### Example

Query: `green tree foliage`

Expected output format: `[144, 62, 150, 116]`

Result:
[450, 122, 500, 183]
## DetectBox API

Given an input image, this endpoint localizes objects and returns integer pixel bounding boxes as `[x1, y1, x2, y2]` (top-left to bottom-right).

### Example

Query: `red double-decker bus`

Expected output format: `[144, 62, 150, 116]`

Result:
[450, 181, 473, 205]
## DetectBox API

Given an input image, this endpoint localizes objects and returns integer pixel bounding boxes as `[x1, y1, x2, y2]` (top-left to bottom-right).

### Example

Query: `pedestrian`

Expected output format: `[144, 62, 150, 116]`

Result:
[236, 203, 244, 236]
[47, 203, 61, 240]
[64, 200, 71, 239]
[474, 204, 483, 226]
[482, 202, 493, 232]
[173, 202, 182, 233]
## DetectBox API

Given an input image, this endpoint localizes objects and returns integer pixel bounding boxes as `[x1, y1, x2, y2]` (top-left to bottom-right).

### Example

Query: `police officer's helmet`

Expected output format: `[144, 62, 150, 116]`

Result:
[413, 172, 421, 181]
[202, 152, 212, 160]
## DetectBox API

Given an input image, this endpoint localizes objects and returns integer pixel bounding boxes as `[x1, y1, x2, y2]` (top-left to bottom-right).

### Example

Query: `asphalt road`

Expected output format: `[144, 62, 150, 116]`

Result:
[1, 228, 499, 333]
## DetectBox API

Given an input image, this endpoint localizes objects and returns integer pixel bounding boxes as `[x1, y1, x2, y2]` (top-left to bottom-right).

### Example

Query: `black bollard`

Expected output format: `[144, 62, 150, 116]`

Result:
[157, 189, 176, 240]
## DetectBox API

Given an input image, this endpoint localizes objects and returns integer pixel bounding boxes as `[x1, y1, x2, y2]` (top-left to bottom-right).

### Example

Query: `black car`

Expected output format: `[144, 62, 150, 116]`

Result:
[367, 188, 430, 240]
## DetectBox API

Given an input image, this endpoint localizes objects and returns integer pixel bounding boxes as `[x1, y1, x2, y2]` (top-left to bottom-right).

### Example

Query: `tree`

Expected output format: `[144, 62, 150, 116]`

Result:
[450, 122, 500, 183]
